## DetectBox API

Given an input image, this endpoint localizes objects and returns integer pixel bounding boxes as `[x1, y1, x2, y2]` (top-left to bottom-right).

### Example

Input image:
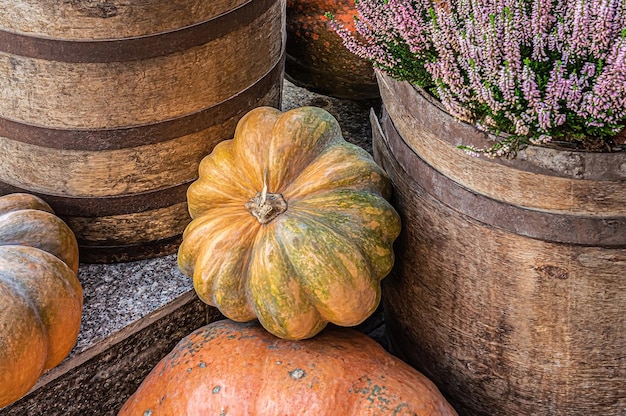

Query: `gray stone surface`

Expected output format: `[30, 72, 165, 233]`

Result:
[73, 254, 189, 354]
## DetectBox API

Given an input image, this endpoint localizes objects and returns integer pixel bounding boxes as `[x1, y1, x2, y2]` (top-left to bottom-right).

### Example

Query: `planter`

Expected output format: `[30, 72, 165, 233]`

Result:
[0, 0, 285, 263]
[286, 0, 378, 100]
[372, 71, 626, 415]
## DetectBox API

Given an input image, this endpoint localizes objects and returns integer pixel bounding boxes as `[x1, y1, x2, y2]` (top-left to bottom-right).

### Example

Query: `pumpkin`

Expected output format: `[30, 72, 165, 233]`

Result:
[177, 106, 401, 340]
[119, 319, 458, 415]
[0, 193, 83, 407]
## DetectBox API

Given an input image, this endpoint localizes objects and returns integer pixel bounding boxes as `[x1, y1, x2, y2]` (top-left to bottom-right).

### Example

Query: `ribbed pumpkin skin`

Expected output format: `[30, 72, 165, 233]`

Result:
[119, 319, 458, 416]
[0, 193, 82, 407]
[177, 106, 400, 340]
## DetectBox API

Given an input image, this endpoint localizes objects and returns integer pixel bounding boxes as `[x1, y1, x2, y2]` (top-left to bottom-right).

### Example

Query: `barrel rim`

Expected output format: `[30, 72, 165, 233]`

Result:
[376, 71, 626, 216]
[0, 0, 277, 63]
[377, 71, 626, 181]
[372, 108, 626, 247]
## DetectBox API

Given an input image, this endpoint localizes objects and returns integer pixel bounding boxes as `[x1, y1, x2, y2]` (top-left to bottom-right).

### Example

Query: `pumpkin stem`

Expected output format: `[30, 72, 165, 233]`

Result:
[245, 169, 288, 224]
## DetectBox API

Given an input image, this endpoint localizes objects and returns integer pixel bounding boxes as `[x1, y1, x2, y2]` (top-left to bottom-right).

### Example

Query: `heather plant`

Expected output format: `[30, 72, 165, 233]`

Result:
[328, 0, 626, 157]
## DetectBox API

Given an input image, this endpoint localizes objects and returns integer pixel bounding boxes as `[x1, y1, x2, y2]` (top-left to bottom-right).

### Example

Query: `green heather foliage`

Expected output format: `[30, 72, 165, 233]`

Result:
[329, 0, 626, 157]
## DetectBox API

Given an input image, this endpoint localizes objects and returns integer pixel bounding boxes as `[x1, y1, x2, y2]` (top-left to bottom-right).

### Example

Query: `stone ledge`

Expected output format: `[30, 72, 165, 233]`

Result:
[3, 293, 220, 415]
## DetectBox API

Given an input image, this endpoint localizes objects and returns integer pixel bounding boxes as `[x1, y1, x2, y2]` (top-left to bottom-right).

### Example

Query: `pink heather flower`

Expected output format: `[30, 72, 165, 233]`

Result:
[460, 144, 483, 157]
[589, 0, 620, 56]
[388, 0, 433, 56]
[520, 65, 541, 109]
[578, 38, 626, 123]
[436, 86, 476, 122]
[581, 62, 596, 78]
[498, 66, 517, 104]
[329, 0, 626, 150]
[501, 3, 523, 73]
[530, 0, 556, 60]
[567, 0, 592, 56]
[328, 15, 399, 68]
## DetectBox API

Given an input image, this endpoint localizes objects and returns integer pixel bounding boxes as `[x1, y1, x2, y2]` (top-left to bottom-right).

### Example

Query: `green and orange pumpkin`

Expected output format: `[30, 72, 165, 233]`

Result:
[0, 193, 83, 407]
[177, 106, 400, 340]
[119, 319, 458, 415]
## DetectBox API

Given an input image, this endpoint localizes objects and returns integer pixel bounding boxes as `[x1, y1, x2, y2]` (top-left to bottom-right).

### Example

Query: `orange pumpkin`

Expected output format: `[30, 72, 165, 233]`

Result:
[0, 193, 82, 407]
[119, 319, 458, 415]
[177, 106, 401, 340]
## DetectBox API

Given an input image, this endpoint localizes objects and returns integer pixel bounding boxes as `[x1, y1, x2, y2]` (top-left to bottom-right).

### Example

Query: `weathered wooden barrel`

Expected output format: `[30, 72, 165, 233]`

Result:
[0, 0, 285, 263]
[372, 71, 626, 415]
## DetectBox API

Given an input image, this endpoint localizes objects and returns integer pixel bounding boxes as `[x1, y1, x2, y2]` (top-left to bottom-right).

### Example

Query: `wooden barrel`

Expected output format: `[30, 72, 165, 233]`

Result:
[0, 0, 285, 263]
[372, 71, 626, 415]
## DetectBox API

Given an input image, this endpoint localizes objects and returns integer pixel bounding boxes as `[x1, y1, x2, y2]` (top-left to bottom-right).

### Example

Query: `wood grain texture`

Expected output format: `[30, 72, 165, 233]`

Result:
[372, 104, 625, 415]
[377, 72, 626, 216]
[0, 81, 282, 196]
[0, 58, 284, 150]
[0, 181, 188, 218]
[0, 0, 249, 39]
[66, 202, 190, 245]
[0, 0, 286, 262]
[0, 123, 230, 197]
[376, 111, 626, 246]
[0, 0, 274, 63]
[0, 2, 284, 127]
[77, 235, 184, 264]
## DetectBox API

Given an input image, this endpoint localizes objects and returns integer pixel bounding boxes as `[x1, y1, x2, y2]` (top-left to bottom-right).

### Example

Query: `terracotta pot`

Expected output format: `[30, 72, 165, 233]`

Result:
[286, 0, 379, 100]
[372, 71, 626, 416]
[0, 0, 285, 262]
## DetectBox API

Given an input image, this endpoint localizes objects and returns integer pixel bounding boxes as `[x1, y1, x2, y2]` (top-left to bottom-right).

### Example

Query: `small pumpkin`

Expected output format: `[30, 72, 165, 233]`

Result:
[177, 106, 401, 340]
[119, 319, 458, 415]
[0, 193, 83, 407]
